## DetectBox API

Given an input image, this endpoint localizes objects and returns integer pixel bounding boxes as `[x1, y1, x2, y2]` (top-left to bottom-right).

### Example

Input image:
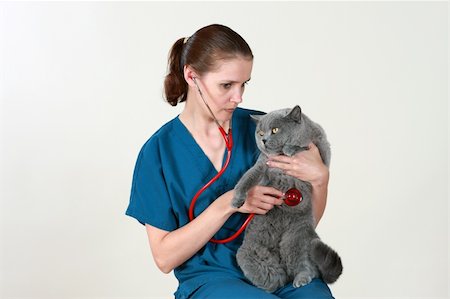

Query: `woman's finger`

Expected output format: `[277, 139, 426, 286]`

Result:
[266, 160, 291, 171]
[243, 200, 271, 214]
[308, 142, 317, 150]
[254, 208, 269, 215]
[258, 202, 275, 211]
[268, 155, 291, 164]
[261, 195, 284, 206]
[247, 195, 277, 209]
[256, 186, 284, 198]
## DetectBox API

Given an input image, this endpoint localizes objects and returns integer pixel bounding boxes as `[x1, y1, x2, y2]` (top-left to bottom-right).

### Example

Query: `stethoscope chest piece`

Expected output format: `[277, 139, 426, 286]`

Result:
[284, 188, 302, 206]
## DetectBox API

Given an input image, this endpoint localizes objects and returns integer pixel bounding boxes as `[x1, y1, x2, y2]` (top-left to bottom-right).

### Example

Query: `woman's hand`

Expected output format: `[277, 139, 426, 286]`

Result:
[266, 142, 330, 225]
[236, 186, 284, 215]
[266, 142, 329, 187]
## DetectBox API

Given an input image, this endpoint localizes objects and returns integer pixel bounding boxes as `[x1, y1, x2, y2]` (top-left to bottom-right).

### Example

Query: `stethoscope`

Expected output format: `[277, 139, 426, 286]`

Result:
[188, 77, 302, 244]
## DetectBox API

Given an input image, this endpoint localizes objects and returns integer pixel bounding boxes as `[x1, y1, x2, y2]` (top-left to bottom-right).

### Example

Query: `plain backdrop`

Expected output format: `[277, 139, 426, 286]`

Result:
[0, 1, 448, 299]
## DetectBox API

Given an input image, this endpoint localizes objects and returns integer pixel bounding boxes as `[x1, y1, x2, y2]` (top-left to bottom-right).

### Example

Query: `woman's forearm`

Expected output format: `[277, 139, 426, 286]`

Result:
[148, 191, 236, 273]
[311, 170, 329, 226]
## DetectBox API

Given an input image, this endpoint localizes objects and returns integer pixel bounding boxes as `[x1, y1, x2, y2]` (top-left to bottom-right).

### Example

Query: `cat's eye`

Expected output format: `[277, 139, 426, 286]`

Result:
[257, 130, 265, 136]
[271, 127, 279, 134]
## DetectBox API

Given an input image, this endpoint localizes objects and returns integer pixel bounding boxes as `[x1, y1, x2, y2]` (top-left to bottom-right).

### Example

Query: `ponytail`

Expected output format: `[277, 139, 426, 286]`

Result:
[163, 24, 253, 107]
[164, 38, 187, 106]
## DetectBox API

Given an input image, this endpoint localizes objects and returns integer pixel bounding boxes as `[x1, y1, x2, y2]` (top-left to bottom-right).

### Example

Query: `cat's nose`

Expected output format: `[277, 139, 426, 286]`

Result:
[262, 139, 267, 144]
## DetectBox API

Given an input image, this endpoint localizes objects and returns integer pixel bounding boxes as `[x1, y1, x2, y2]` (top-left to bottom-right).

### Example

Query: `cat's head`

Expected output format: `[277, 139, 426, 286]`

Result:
[252, 105, 311, 156]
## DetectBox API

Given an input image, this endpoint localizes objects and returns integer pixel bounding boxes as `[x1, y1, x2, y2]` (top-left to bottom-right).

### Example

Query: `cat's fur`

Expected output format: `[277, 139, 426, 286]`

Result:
[232, 105, 342, 292]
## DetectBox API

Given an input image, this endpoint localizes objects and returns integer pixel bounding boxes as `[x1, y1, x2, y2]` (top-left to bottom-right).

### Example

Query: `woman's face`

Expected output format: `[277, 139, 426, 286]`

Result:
[193, 56, 253, 123]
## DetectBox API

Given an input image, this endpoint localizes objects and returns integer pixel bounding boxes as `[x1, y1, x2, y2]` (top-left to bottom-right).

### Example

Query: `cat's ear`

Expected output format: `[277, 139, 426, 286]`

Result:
[286, 105, 302, 123]
[250, 114, 263, 123]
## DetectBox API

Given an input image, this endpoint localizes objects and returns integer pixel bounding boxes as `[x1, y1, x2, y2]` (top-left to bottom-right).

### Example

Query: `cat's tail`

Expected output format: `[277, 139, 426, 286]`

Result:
[310, 238, 343, 284]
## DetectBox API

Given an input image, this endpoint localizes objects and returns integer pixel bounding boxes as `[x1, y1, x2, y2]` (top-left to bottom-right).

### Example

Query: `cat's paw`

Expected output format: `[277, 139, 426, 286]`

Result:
[283, 145, 310, 157]
[231, 189, 247, 208]
[293, 272, 314, 288]
[283, 146, 297, 157]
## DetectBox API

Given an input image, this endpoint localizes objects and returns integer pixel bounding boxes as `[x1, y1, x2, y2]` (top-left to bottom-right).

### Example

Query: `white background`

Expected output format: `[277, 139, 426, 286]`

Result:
[0, 1, 448, 299]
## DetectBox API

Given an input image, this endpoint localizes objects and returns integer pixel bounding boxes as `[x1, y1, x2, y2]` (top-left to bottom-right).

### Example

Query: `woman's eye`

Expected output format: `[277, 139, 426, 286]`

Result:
[257, 130, 265, 136]
[222, 83, 232, 89]
[271, 128, 279, 134]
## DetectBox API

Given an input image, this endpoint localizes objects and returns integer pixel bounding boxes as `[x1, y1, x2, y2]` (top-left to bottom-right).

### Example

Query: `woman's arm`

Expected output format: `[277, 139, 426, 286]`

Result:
[147, 186, 283, 273]
[266, 142, 330, 226]
[146, 191, 235, 273]
[309, 169, 329, 225]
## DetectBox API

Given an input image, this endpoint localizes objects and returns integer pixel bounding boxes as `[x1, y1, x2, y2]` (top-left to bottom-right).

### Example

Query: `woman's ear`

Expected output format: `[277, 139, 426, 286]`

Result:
[184, 65, 198, 87]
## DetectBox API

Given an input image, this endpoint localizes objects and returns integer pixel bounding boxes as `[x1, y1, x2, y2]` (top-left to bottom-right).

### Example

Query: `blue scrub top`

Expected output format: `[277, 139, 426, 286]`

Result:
[126, 107, 264, 299]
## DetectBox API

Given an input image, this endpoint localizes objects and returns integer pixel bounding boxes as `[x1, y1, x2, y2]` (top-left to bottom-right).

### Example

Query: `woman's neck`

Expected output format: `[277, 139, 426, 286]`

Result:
[179, 110, 228, 141]
[179, 100, 229, 172]
[179, 95, 230, 136]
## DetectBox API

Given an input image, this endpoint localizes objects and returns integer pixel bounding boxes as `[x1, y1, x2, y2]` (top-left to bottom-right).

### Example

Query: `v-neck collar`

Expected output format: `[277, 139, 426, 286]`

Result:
[173, 112, 238, 179]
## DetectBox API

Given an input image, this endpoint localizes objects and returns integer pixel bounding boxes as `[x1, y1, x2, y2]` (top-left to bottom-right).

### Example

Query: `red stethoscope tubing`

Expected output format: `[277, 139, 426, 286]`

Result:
[188, 127, 255, 244]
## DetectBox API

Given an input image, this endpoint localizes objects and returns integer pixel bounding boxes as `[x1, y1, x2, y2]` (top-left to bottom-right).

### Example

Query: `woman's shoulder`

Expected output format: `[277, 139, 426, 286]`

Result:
[234, 107, 265, 119]
[233, 107, 265, 131]
[139, 116, 179, 154]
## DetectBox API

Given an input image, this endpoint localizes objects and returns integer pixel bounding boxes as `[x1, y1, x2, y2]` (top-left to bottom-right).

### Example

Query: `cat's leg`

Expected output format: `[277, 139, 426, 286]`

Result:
[232, 159, 265, 208]
[237, 238, 287, 292]
[282, 144, 309, 157]
[292, 262, 318, 288]
[281, 230, 319, 288]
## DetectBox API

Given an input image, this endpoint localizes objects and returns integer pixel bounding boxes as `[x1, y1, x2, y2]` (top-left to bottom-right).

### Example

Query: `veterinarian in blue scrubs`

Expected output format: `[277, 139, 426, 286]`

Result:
[126, 24, 334, 299]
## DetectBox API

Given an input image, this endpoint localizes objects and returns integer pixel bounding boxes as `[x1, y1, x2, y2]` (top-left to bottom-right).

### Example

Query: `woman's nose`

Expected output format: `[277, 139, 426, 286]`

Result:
[230, 89, 244, 104]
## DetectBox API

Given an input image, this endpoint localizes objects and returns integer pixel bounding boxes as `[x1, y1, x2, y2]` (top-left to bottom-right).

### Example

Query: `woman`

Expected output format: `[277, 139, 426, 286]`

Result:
[126, 24, 333, 299]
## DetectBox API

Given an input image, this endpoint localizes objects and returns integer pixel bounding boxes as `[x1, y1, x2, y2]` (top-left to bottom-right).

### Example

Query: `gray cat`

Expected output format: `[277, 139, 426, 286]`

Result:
[232, 105, 343, 292]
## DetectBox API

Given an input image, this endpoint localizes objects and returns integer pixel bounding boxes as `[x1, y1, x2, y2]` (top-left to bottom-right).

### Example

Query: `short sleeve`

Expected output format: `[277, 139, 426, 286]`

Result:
[125, 138, 178, 231]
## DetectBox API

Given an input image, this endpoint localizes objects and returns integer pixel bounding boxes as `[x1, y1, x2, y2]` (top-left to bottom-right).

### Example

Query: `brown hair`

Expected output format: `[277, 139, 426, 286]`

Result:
[163, 24, 253, 106]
